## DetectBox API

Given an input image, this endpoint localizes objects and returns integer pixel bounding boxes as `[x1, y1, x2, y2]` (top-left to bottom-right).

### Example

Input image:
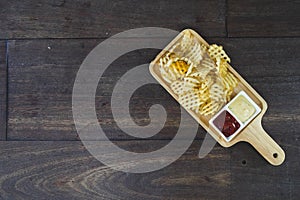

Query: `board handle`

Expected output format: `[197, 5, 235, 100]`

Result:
[243, 118, 285, 166]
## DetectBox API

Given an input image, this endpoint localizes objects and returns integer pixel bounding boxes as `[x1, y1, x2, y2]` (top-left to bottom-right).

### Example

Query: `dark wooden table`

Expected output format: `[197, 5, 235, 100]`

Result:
[0, 0, 299, 199]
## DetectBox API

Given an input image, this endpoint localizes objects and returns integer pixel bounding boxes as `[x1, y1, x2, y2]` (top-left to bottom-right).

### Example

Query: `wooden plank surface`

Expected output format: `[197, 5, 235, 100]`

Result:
[228, 0, 300, 37]
[0, 140, 298, 199]
[7, 38, 300, 141]
[0, 141, 230, 200]
[230, 142, 300, 200]
[7, 39, 196, 140]
[7, 39, 97, 140]
[0, 0, 226, 39]
[3, 1, 300, 198]
[0, 41, 7, 140]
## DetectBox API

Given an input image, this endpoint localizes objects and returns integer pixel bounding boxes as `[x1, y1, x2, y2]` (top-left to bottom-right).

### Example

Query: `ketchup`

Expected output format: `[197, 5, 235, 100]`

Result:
[213, 111, 240, 137]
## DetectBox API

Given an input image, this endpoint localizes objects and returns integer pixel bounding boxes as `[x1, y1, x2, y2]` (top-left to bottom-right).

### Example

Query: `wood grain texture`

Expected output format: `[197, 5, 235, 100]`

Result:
[0, 0, 226, 39]
[227, 0, 300, 37]
[7, 39, 98, 140]
[2, 0, 300, 199]
[7, 39, 198, 140]
[0, 141, 230, 200]
[0, 140, 298, 199]
[230, 141, 300, 200]
[0, 41, 7, 140]
[7, 38, 300, 141]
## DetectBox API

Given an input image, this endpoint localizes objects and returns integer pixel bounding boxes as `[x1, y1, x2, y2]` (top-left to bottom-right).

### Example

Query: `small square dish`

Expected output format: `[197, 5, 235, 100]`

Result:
[209, 91, 261, 142]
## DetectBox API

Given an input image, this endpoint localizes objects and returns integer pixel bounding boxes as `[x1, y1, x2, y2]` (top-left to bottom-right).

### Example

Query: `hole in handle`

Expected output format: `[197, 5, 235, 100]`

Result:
[273, 153, 278, 158]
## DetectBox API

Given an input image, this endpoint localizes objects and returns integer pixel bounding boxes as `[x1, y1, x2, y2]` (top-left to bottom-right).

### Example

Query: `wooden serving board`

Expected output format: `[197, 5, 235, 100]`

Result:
[149, 29, 285, 166]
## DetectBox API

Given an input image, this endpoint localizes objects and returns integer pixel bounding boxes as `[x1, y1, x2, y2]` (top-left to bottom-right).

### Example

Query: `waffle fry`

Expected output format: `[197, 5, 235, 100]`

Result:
[210, 83, 226, 103]
[218, 60, 238, 101]
[199, 100, 221, 116]
[171, 60, 189, 75]
[208, 44, 231, 63]
[201, 57, 217, 70]
[178, 90, 202, 111]
[183, 77, 200, 89]
[190, 68, 210, 79]
[171, 80, 185, 95]
[177, 33, 205, 65]
[180, 33, 194, 53]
